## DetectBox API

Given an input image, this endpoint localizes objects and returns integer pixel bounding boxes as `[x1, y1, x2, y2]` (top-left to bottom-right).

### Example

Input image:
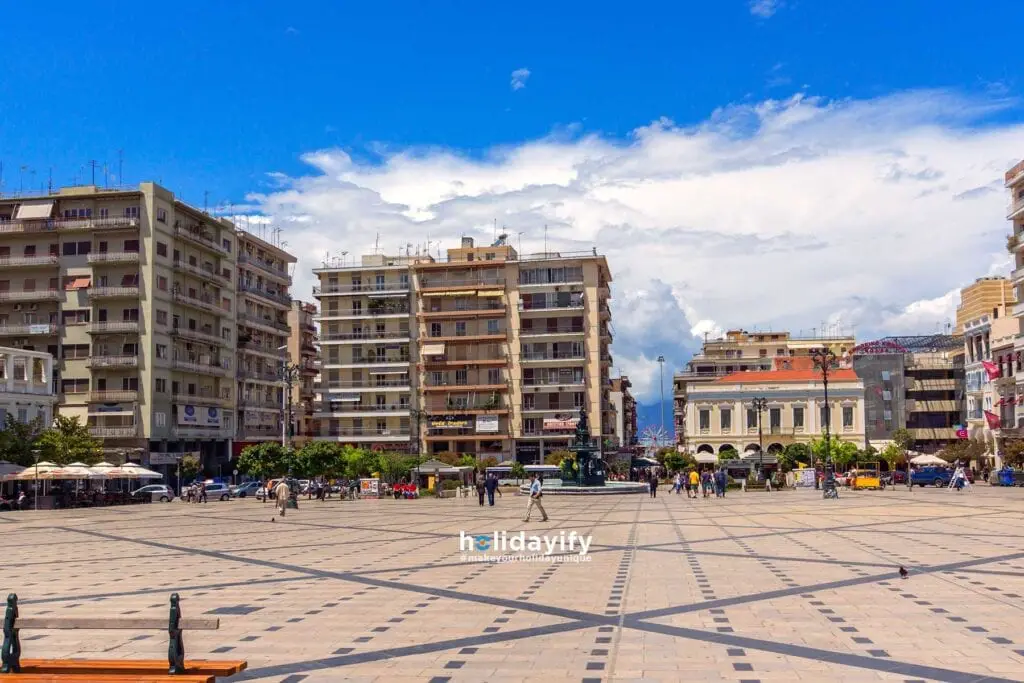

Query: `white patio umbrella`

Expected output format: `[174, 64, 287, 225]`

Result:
[11, 462, 61, 480]
[910, 454, 948, 466]
[107, 462, 162, 479]
[53, 463, 107, 480]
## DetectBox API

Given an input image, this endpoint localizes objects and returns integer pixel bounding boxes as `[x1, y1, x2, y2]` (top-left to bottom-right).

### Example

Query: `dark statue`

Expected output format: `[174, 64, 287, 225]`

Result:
[571, 408, 606, 486]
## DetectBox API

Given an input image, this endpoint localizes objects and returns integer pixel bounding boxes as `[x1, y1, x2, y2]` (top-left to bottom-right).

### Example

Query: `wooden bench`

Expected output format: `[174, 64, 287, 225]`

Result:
[1, 594, 246, 681]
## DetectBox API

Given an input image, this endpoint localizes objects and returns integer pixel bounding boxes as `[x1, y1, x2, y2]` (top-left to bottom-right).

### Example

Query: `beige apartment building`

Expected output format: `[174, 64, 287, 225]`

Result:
[673, 329, 856, 451]
[311, 237, 613, 463]
[233, 231, 297, 455]
[1005, 159, 1024, 439]
[287, 300, 319, 443]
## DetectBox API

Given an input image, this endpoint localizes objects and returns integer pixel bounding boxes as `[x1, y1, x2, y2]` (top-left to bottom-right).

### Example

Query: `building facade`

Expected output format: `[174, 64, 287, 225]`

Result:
[1006, 159, 1024, 443]
[608, 375, 637, 450]
[684, 364, 866, 459]
[287, 300, 319, 442]
[233, 231, 297, 454]
[0, 347, 57, 425]
[311, 237, 614, 463]
[673, 330, 856, 451]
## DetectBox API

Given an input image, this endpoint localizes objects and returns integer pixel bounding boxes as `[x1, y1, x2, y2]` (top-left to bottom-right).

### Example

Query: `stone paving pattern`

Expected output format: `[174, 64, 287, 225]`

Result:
[2, 486, 1024, 682]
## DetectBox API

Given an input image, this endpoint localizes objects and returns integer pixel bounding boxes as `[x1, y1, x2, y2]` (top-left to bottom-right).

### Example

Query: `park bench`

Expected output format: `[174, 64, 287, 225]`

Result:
[1, 593, 246, 682]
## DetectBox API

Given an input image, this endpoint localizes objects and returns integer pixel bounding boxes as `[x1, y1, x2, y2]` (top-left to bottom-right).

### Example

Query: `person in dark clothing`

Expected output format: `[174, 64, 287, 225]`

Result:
[648, 472, 659, 498]
[475, 474, 486, 505]
[484, 474, 501, 506]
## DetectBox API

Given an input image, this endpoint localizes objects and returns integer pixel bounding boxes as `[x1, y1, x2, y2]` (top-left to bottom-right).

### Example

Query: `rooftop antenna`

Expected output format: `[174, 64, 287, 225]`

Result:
[88, 160, 99, 185]
[493, 218, 497, 243]
[341, 250, 348, 267]
[118, 149, 123, 186]
[517, 231, 524, 256]
[203, 191, 209, 214]
[544, 224, 548, 254]
[47, 167, 52, 194]
[375, 232, 380, 254]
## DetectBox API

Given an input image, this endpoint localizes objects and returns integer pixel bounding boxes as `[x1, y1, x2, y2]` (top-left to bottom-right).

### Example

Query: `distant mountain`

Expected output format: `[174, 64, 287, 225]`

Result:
[636, 400, 675, 441]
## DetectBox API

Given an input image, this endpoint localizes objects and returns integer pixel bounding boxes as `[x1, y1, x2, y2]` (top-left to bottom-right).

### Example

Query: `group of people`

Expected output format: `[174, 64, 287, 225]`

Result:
[474, 472, 503, 506]
[183, 481, 208, 504]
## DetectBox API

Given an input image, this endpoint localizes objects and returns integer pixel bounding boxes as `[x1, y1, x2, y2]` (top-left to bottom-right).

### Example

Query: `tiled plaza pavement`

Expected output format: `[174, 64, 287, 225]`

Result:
[2, 486, 1024, 682]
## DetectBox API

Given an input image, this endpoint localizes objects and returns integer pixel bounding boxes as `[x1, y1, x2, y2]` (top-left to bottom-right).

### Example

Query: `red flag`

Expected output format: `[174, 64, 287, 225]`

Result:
[982, 360, 1001, 380]
[984, 410, 1002, 429]
[956, 427, 968, 439]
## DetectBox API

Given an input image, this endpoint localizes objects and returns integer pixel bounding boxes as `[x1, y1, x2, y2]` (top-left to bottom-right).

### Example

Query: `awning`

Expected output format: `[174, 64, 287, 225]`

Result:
[66, 277, 91, 290]
[476, 290, 504, 298]
[423, 291, 469, 297]
[15, 201, 54, 220]
[422, 343, 446, 356]
[88, 410, 135, 416]
[695, 452, 718, 464]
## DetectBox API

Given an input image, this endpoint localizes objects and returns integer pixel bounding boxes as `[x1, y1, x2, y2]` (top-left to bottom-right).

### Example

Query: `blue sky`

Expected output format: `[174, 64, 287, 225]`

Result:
[4, 1, 1024, 419]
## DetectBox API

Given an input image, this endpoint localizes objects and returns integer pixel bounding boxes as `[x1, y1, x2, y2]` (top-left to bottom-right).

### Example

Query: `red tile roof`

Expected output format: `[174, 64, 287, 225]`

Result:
[712, 368, 859, 384]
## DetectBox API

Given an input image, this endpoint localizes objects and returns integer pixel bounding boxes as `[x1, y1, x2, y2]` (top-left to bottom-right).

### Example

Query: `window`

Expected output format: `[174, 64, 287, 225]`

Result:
[123, 308, 139, 321]
[62, 242, 76, 256]
[793, 406, 804, 429]
[222, 238, 232, 253]
[430, 322, 442, 337]
[769, 408, 781, 430]
[156, 344, 168, 359]
[62, 344, 90, 360]
[156, 208, 167, 223]
[720, 408, 731, 431]
[820, 405, 829, 428]
[157, 276, 168, 291]
[61, 310, 90, 325]
[747, 408, 757, 429]
[455, 369, 468, 385]
[155, 412, 167, 427]
[155, 378, 167, 393]
[23, 278, 35, 292]
[487, 319, 499, 334]
[430, 371, 443, 386]
[23, 245, 35, 257]
[124, 206, 140, 218]
[485, 252, 496, 260]
[842, 406, 854, 428]
[487, 368, 501, 385]
[61, 378, 89, 394]
[455, 321, 467, 336]
[156, 242, 168, 257]
[124, 239, 140, 252]
[98, 207, 109, 218]
[156, 310, 168, 325]
[698, 409, 710, 430]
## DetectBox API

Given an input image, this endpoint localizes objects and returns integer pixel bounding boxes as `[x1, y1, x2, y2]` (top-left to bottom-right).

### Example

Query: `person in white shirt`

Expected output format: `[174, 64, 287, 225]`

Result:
[523, 473, 548, 523]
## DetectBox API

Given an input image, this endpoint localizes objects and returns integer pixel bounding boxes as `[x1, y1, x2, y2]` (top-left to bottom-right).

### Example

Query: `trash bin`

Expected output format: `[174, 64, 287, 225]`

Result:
[998, 468, 1016, 487]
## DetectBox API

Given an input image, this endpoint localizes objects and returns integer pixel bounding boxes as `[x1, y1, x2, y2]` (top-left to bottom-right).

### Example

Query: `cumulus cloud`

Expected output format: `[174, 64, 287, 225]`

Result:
[247, 89, 1024, 402]
[510, 68, 531, 91]
[749, 0, 782, 18]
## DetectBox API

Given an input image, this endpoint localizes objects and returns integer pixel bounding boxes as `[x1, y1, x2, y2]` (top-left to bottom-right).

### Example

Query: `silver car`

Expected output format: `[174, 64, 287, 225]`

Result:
[131, 484, 175, 503]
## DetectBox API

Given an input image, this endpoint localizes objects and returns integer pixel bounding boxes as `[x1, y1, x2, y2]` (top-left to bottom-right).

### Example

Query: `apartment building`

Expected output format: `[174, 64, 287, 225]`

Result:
[608, 375, 638, 450]
[684, 357, 866, 460]
[311, 237, 614, 463]
[233, 231, 297, 453]
[0, 346, 57, 425]
[673, 329, 856, 451]
[0, 183, 238, 472]
[1006, 159, 1024, 443]
[287, 300, 319, 442]
[852, 335, 964, 452]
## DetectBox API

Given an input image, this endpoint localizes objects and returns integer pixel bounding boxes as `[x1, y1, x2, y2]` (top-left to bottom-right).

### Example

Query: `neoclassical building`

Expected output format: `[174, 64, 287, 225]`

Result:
[684, 358, 866, 458]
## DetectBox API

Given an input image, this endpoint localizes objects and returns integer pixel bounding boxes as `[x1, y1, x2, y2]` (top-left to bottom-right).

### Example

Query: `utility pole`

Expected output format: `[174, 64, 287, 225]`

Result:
[752, 397, 768, 477]
[88, 160, 99, 185]
[811, 346, 838, 486]
[657, 355, 666, 434]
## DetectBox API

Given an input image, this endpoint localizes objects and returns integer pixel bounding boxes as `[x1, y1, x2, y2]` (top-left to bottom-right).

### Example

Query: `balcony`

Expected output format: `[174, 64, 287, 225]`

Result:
[419, 304, 506, 319]
[519, 300, 584, 314]
[312, 403, 412, 417]
[314, 428, 411, 441]
[237, 282, 292, 308]
[318, 379, 411, 391]
[88, 251, 140, 265]
[314, 283, 408, 296]
[424, 400, 507, 414]
[520, 326, 585, 338]
[173, 391, 232, 407]
[423, 353, 507, 367]
[237, 311, 289, 335]
[324, 353, 410, 368]
[89, 425, 139, 438]
[172, 259, 232, 288]
[0, 255, 59, 268]
[174, 225, 230, 256]
[240, 397, 283, 410]
[171, 326, 226, 346]
[318, 331, 410, 343]
[174, 425, 233, 439]
[424, 331, 507, 343]
[237, 425, 280, 440]
[0, 323, 57, 336]
[86, 355, 139, 369]
[238, 367, 283, 383]
[521, 352, 585, 363]
[59, 217, 140, 232]
[418, 275, 505, 293]
[88, 321, 140, 334]
[238, 252, 292, 284]
[238, 340, 286, 360]
[423, 382, 507, 393]
[521, 404, 584, 414]
[172, 290, 226, 316]
[0, 289, 62, 302]
[89, 390, 139, 403]
[88, 286, 140, 299]
[907, 427, 959, 440]
[172, 358, 230, 377]
[0, 221, 58, 235]
[1008, 198, 1024, 221]
[523, 377, 586, 389]
[320, 306, 411, 319]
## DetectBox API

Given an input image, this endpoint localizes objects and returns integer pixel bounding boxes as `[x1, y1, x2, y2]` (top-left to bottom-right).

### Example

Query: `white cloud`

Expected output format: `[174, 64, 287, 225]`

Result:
[510, 68, 531, 91]
[246, 89, 1024, 402]
[749, 0, 782, 18]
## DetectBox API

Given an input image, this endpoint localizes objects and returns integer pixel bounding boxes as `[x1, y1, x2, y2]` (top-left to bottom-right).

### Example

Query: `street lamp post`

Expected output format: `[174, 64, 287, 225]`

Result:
[752, 397, 768, 478]
[811, 346, 839, 483]
[31, 447, 40, 512]
[657, 355, 666, 434]
[278, 347, 302, 448]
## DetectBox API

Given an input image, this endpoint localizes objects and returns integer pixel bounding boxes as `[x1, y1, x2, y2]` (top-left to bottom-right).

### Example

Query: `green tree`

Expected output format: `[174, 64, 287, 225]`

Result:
[296, 441, 346, 479]
[544, 450, 573, 466]
[237, 442, 295, 480]
[435, 451, 461, 466]
[0, 415, 45, 466]
[663, 452, 687, 472]
[344, 446, 378, 479]
[510, 461, 527, 484]
[35, 416, 102, 465]
[1002, 440, 1024, 467]
[892, 428, 914, 454]
[457, 454, 477, 469]
[478, 456, 499, 471]
[717, 447, 738, 463]
[810, 436, 858, 469]
[879, 443, 905, 471]
[939, 439, 986, 464]
[376, 451, 418, 483]
[179, 454, 201, 482]
[779, 443, 811, 472]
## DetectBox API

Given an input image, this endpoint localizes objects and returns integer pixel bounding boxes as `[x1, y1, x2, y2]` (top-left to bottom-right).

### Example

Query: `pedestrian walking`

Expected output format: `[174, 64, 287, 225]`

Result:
[688, 470, 699, 499]
[648, 471, 659, 498]
[765, 473, 773, 493]
[475, 473, 486, 506]
[199, 482, 207, 504]
[273, 479, 291, 519]
[523, 473, 548, 522]
[716, 469, 727, 497]
[485, 473, 501, 506]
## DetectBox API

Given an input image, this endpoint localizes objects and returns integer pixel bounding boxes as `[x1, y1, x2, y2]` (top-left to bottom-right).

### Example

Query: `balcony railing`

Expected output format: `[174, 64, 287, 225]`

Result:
[522, 404, 583, 412]
[519, 300, 584, 311]
[1008, 198, 1024, 220]
[0, 221, 58, 235]
[173, 391, 232, 407]
[237, 282, 292, 307]
[0, 323, 57, 336]
[59, 217, 140, 232]
[238, 425, 280, 437]
[88, 321, 140, 334]
[313, 403, 411, 413]
[520, 326, 585, 336]
[88, 251, 140, 265]
[322, 306, 412, 317]
[238, 252, 292, 283]
[314, 283, 409, 295]
[238, 368, 283, 383]
[89, 426, 139, 438]
[319, 331, 410, 342]
[241, 398, 284, 410]
[325, 354, 410, 366]
[523, 377, 586, 387]
[238, 340, 287, 359]
[419, 276, 505, 290]
[237, 311, 289, 334]
[171, 326, 226, 346]
[521, 352, 585, 362]
[174, 225, 230, 256]
[172, 358, 230, 376]
[0, 289, 62, 302]
[0, 255, 59, 268]
[172, 290, 226, 315]
[174, 426, 234, 439]
[86, 355, 139, 369]
[421, 304, 506, 315]
[89, 390, 139, 402]
[88, 286, 140, 299]
[172, 259, 232, 287]
[317, 428, 411, 438]
[318, 379, 411, 390]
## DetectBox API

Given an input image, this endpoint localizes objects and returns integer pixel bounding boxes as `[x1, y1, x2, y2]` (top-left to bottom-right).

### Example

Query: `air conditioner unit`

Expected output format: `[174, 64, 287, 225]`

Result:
[13, 304, 22, 311]
[28, 304, 38, 311]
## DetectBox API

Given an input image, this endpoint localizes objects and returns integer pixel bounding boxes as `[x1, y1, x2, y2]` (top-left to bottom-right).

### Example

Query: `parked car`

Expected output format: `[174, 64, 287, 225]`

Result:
[131, 485, 175, 503]
[203, 483, 233, 501]
[910, 466, 952, 488]
[231, 481, 262, 498]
